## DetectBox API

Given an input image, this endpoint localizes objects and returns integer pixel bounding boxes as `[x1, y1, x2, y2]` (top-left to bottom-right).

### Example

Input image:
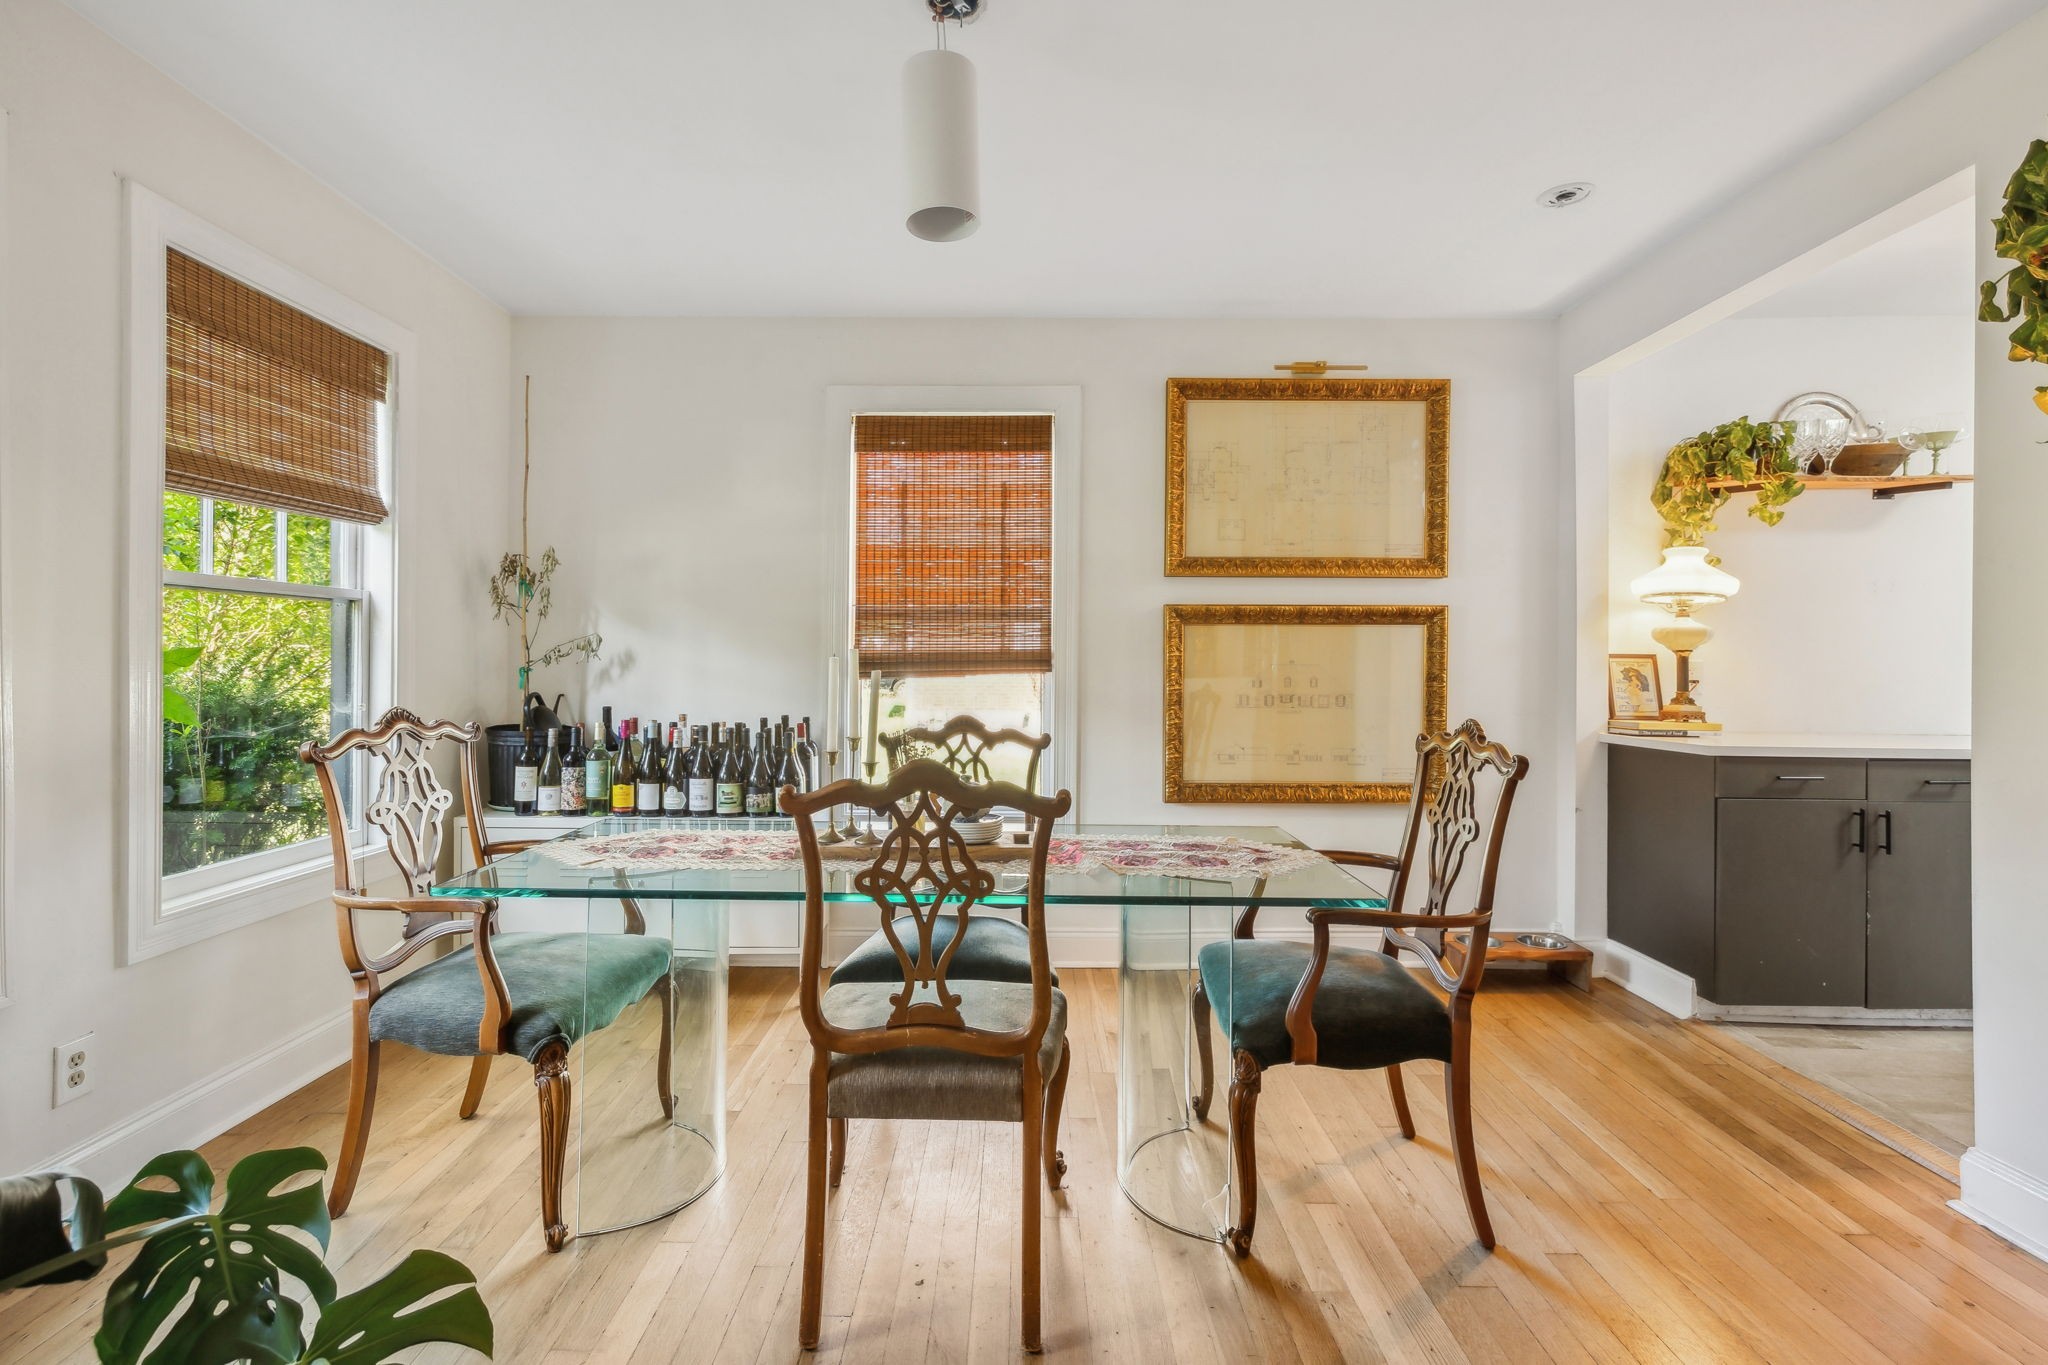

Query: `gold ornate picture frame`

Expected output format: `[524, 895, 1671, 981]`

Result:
[1164, 603, 1448, 804]
[1165, 376, 1449, 577]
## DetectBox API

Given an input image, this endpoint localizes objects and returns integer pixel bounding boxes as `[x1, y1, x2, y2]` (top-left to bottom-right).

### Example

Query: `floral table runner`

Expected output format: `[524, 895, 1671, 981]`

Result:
[534, 828, 1327, 879]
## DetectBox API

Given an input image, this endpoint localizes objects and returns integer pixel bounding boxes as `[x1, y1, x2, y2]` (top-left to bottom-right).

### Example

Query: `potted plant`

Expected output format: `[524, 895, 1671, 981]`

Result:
[1649, 416, 1802, 547]
[1979, 137, 2048, 415]
[0, 1146, 491, 1363]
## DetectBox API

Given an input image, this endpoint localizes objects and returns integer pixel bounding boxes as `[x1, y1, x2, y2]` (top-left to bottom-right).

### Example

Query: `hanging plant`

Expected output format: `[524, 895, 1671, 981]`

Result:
[1978, 137, 2048, 416]
[1649, 416, 1802, 548]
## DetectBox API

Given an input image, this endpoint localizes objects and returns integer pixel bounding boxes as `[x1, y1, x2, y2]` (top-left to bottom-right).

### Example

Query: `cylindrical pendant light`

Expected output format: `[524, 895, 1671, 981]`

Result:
[903, 45, 979, 241]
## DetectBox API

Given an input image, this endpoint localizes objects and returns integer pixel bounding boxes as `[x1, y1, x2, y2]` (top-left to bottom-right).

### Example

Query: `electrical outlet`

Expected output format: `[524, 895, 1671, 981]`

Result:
[52, 1032, 93, 1107]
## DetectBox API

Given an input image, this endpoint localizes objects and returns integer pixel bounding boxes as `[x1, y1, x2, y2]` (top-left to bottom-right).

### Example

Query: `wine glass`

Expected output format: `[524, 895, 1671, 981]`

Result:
[1790, 417, 1850, 477]
[1899, 414, 1968, 476]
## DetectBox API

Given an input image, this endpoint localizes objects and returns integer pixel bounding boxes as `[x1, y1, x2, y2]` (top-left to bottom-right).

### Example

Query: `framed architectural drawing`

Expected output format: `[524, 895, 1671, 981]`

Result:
[1163, 603, 1448, 804]
[1165, 376, 1449, 577]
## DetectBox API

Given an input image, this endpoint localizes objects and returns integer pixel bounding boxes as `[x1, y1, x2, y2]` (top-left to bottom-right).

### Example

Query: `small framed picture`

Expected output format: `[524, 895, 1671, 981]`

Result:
[1607, 654, 1664, 720]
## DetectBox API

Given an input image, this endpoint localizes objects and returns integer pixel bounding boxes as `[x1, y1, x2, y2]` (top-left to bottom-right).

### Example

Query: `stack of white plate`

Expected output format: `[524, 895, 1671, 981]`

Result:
[954, 813, 1005, 845]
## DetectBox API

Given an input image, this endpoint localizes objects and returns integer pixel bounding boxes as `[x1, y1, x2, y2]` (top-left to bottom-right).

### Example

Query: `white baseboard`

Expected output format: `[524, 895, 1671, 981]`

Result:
[1957, 1148, 2048, 1262]
[42, 1010, 352, 1190]
[1585, 937, 1696, 1019]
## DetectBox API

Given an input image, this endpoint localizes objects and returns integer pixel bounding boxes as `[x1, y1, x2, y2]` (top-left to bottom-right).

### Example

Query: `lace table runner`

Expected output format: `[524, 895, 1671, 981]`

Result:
[534, 829, 1327, 880]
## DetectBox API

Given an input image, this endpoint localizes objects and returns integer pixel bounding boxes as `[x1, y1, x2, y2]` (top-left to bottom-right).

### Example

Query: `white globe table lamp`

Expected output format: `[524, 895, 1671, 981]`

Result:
[1630, 546, 1740, 726]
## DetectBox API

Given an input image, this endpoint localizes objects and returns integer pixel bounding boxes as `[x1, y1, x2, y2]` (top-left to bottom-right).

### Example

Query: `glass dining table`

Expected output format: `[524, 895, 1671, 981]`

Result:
[430, 816, 1386, 1245]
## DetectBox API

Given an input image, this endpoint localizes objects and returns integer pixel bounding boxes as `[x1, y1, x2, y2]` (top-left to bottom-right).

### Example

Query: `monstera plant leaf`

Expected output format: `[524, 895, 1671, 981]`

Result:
[298, 1250, 493, 1365]
[95, 1148, 334, 1365]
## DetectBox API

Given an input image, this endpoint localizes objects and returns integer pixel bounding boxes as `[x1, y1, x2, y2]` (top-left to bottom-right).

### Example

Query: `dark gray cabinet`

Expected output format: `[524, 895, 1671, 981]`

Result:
[1608, 745, 1970, 1010]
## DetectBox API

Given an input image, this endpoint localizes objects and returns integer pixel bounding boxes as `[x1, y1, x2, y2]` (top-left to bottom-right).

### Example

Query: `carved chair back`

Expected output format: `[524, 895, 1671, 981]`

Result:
[300, 707, 495, 982]
[880, 715, 1052, 797]
[782, 760, 1072, 1061]
[1379, 719, 1529, 993]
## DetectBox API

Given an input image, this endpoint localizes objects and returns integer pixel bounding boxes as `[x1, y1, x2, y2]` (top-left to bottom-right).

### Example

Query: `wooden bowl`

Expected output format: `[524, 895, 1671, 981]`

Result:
[1813, 441, 1906, 476]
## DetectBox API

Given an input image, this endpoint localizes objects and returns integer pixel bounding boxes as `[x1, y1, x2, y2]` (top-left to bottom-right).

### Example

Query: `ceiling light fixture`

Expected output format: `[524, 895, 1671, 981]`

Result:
[1538, 182, 1595, 208]
[903, 0, 984, 242]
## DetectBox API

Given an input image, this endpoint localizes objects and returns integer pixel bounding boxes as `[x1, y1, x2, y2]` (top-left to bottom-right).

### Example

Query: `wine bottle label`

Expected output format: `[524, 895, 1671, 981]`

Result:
[584, 762, 607, 798]
[662, 786, 687, 812]
[536, 785, 562, 813]
[637, 780, 662, 811]
[745, 789, 774, 815]
[688, 778, 715, 812]
[514, 767, 538, 800]
[562, 783, 586, 813]
[612, 783, 636, 811]
[716, 783, 743, 815]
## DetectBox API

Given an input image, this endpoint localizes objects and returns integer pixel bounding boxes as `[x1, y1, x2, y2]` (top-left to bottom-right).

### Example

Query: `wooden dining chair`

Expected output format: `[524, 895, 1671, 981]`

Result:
[781, 760, 1073, 1353]
[1189, 718, 1529, 1258]
[300, 707, 674, 1252]
[881, 714, 1053, 832]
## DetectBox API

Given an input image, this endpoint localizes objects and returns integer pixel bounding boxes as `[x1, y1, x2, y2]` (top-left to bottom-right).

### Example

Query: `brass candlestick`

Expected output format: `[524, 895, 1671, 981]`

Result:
[846, 736, 879, 845]
[818, 748, 845, 844]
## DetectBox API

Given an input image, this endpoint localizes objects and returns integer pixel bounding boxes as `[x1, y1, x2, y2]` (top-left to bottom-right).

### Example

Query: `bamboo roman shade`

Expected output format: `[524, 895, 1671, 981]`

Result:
[854, 413, 1054, 677]
[165, 249, 390, 524]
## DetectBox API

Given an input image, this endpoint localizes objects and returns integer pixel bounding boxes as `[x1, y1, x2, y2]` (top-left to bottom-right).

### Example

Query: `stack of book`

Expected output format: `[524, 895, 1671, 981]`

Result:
[1607, 717, 1721, 738]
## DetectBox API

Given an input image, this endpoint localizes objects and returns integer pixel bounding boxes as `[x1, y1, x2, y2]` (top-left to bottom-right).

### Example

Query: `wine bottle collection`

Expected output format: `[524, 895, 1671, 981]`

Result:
[510, 706, 823, 819]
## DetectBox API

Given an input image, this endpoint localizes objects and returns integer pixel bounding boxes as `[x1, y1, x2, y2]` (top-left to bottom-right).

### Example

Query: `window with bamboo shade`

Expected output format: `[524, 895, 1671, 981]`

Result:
[853, 413, 1054, 677]
[165, 248, 390, 524]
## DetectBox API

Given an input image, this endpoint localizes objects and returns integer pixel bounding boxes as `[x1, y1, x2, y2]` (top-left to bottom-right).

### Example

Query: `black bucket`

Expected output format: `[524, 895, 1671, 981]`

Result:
[481, 693, 567, 810]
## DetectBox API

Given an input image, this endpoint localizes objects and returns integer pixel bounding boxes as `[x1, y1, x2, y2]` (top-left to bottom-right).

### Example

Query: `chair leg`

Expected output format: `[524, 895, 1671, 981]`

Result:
[328, 1009, 379, 1218]
[1021, 1062, 1045, 1353]
[1190, 978, 1215, 1122]
[800, 1058, 829, 1351]
[1444, 1045, 1495, 1251]
[1224, 1050, 1262, 1259]
[1044, 1040, 1072, 1190]
[1385, 1062, 1417, 1139]
[828, 1118, 848, 1191]
[458, 1056, 492, 1120]
[654, 973, 676, 1122]
[533, 1042, 572, 1252]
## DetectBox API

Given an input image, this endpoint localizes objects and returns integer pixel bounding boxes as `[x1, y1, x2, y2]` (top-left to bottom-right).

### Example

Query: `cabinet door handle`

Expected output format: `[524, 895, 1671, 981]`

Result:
[1877, 809, 1893, 855]
[1776, 774, 1830, 782]
[1922, 779, 1970, 786]
[1849, 808, 1866, 852]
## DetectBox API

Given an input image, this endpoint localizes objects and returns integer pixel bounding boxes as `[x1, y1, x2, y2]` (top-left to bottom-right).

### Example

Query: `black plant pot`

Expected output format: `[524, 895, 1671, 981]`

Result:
[482, 693, 567, 810]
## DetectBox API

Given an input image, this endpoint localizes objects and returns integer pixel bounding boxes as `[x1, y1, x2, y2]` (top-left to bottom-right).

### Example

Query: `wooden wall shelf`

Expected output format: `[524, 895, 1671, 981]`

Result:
[1702, 473, 1974, 500]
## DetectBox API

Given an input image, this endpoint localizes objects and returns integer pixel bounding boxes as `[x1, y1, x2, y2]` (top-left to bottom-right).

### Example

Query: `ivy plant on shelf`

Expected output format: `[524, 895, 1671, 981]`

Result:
[0, 1146, 491, 1364]
[1649, 416, 1802, 548]
[1979, 136, 2048, 416]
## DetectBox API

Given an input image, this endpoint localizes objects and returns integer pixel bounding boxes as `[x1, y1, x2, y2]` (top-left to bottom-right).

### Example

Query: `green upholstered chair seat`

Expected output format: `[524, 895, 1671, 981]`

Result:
[820, 980, 1066, 1122]
[368, 931, 671, 1062]
[830, 913, 1057, 987]
[1196, 939, 1450, 1071]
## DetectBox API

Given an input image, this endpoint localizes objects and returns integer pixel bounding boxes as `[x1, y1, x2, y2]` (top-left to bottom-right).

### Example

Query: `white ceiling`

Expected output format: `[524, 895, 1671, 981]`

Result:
[1737, 198, 1979, 318]
[61, 0, 2043, 318]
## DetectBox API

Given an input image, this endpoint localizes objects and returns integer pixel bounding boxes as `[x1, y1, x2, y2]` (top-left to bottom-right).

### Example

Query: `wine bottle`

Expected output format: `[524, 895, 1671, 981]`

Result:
[585, 717, 611, 815]
[716, 722, 747, 817]
[662, 722, 689, 813]
[687, 725, 716, 815]
[796, 718, 819, 791]
[746, 724, 778, 815]
[611, 721, 638, 816]
[777, 722, 805, 794]
[561, 726, 587, 815]
[536, 728, 564, 814]
[637, 722, 664, 815]
[513, 728, 539, 816]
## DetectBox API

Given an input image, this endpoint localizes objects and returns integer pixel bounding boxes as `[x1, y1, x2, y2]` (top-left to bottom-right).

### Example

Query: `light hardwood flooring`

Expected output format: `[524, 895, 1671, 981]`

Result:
[5, 969, 2048, 1364]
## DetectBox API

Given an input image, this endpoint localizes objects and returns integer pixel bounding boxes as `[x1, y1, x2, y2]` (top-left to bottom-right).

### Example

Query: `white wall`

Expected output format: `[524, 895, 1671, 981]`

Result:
[1606, 316, 1973, 734]
[0, 0, 512, 1178]
[511, 317, 1561, 929]
[1560, 7, 2048, 1257]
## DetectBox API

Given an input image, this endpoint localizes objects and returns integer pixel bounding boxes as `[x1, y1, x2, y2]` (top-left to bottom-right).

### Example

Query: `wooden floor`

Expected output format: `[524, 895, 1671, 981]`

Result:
[6, 968, 2048, 1364]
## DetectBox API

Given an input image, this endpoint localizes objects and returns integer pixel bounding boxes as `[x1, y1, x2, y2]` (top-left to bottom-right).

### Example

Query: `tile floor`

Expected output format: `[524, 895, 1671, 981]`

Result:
[1714, 1022, 1974, 1156]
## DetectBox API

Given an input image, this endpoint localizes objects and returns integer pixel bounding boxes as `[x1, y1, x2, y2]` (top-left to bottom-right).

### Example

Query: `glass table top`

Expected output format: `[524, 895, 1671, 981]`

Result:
[432, 817, 1387, 908]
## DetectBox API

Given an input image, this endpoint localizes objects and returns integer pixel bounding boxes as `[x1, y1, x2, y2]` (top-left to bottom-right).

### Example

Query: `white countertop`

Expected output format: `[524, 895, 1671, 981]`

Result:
[1599, 731, 1970, 761]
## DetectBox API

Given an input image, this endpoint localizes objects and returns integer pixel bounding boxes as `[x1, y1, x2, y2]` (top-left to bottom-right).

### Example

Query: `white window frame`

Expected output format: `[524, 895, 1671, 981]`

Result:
[122, 183, 408, 964]
[822, 386, 1082, 817]
[0, 108, 12, 1008]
